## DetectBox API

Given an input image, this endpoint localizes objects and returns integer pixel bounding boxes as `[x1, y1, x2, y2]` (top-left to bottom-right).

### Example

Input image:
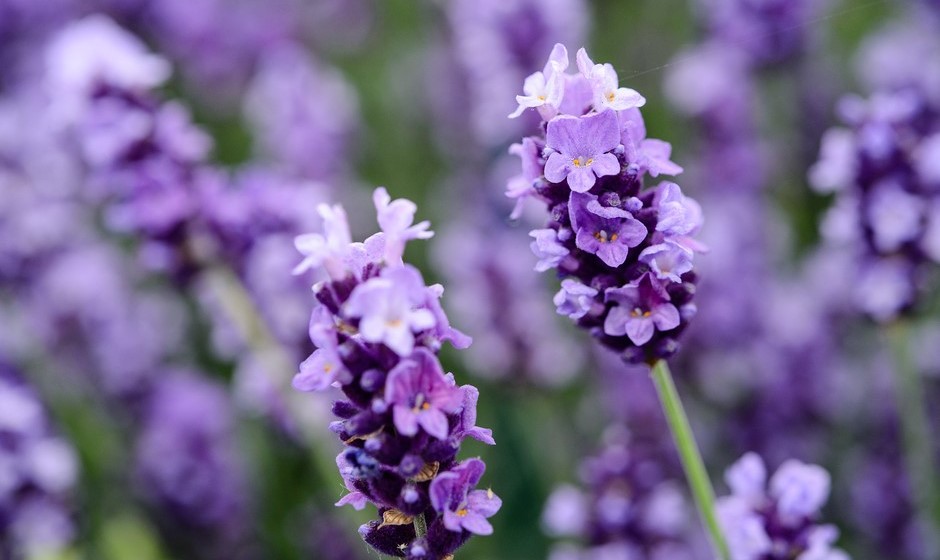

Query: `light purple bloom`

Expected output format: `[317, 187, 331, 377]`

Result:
[554, 279, 598, 319]
[866, 180, 923, 252]
[655, 182, 703, 237]
[344, 265, 437, 356]
[292, 305, 349, 392]
[576, 48, 646, 113]
[718, 454, 848, 560]
[570, 192, 647, 268]
[530, 229, 570, 271]
[769, 459, 831, 522]
[430, 458, 502, 535]
[639, 241, 693, 283]
[507, 137, 544, 218]
[509, 43, 569, 120]
[619, 109, 683, 177]
[604, 273, 680, 345]
[45, 15, 170, 111]
[384, 348, 464, 439]
[544, 111, 622, 192]
[293, 203, 353, 279]
[373, 186, 434, 263]
[454, 385, 496, 445]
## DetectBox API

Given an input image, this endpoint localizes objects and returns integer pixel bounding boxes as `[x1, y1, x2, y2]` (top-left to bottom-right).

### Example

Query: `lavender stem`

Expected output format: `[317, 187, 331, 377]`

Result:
[650, 360, 729, 560]
[414, 513, 428, 539]
[887, 321, 940, 531]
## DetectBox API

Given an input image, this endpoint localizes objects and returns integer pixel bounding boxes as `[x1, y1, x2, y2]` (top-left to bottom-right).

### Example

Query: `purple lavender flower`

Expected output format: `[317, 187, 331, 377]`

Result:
[135, 373, 248, 535]
[810, 86, 940, 321]
[544, 111, 622, 193]
[243, 44, 359, 182]
[508, 44, 704, 363]
[386, 349, 465, 440]
[717, 453, 850, 560]
[43, 16, 217, 277]
[0, 362, 78, 558]
[569, 191, 647, 267]
[430, 459, 501, 536]
[554, 279, 599, 320]
[291, 188, 499, 559]
[604, 273, 682, 347]
[542, 430, 701, 559]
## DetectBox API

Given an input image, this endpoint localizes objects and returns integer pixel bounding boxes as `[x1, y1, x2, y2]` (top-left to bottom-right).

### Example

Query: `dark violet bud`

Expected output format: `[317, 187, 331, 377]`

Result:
[332, 400, 359, 419]
[361, 368, 385, 392]
[291, 188, 500, 557]
[508, 44, 704, 364]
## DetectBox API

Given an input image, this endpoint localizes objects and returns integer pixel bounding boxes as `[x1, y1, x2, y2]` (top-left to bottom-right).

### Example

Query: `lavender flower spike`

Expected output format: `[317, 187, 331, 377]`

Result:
[508, 44, 704, 363]
[292, 188, 499, 559]
[718, 453, 850, 560]
[509, 43, 724, 559]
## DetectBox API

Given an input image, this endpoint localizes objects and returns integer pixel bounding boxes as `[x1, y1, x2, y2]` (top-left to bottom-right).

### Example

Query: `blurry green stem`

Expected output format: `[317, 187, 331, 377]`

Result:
[887, 321, 940, 528]
[413, 513, 428, 539]
[201, 264, 338, 486]
[651, 360, 729, 560]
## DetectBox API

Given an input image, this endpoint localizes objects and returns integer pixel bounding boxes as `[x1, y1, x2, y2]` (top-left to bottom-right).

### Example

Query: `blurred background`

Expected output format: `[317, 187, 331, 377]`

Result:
[2, 0, 940, 558]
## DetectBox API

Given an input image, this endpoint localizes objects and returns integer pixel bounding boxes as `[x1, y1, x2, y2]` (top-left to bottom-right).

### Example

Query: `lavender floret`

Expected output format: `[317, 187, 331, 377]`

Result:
[291, 188, 499, 559]
[508, 44, 703, 364]
[717, 453, 850, 560]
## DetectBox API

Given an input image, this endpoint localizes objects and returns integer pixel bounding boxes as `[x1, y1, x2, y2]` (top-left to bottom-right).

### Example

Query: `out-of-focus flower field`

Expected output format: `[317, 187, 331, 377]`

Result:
[2, 0, 940, 559]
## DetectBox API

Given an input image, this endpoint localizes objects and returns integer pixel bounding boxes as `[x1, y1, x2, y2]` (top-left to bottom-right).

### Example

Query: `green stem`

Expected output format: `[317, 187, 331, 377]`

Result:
[200, 265, 340, 489]
[413, 513, 428, 539]
[887, 321, 940, 528]
[650, 360, 729, 560]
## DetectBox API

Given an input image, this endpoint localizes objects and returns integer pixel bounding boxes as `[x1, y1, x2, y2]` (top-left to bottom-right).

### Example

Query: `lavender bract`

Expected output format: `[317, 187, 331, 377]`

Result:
[508, 44, 702, 364]
[292, 188, 499, 559]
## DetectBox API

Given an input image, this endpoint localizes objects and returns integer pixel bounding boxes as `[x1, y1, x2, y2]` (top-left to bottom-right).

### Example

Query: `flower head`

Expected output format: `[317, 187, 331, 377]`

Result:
[344, 265, 437, 356]
[373, 187, 434, 264]
[291, 188, 498, 558]
[430, 459, 502, 535]
[604, 274, 681, 346]
[576, 48, 646, 113]
[385, 349, 464, 439]
[544, 111, 621, 192]
[509, 43, 569, 120]
[718, 453, 848, 560]
[569, 191, 647, 267]
[508, 45, 703, 362]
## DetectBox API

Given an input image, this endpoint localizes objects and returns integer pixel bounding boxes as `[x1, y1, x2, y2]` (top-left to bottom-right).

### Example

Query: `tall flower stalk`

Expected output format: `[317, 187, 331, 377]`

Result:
[507, 44, 728, 558]
[290, 188, 501, 559]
